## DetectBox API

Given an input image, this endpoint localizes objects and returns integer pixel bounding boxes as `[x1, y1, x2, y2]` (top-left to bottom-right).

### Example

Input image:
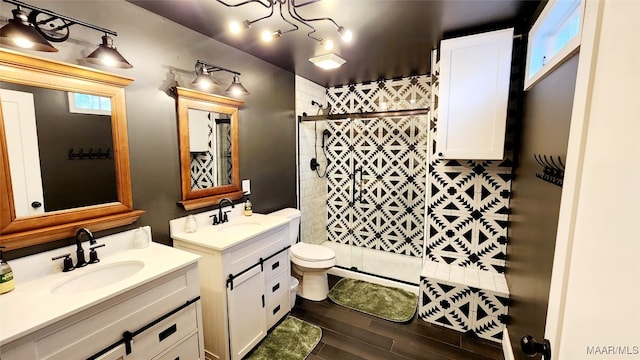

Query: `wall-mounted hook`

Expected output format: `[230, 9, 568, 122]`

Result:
[534, 154, 565, 187]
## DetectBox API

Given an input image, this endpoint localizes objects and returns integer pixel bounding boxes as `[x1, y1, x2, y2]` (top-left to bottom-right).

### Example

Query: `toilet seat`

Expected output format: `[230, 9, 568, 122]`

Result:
[291, 243, 336, 268]
[291, 242, 335, 261]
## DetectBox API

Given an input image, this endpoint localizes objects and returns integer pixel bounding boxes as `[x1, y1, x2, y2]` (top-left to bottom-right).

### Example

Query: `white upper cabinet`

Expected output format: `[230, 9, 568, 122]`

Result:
[436, 28, 514, 160]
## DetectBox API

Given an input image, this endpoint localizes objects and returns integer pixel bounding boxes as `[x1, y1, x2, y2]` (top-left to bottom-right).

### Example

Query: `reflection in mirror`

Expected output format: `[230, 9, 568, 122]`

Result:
[0, 48, 144, 251]
[188, 110, 232, 189]
[174, 87, 244, 210]
[1, 83, 117, 217]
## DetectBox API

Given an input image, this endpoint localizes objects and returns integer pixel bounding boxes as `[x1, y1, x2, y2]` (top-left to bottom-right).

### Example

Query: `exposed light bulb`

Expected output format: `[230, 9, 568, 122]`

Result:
[338, 26, 353, 43]
[12, 37, 34, 49]
[261, 30, 274, 42]
[100, 54, 117, 67]
[261, 30, 281, 42]
[229, 21, 242, 34]
[322, 39, 334, 51]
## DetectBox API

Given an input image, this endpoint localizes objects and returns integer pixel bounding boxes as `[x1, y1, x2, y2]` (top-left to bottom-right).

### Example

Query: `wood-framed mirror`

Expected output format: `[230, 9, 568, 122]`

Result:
[173, 87, 244, 210]
[0, 48, 144, 250]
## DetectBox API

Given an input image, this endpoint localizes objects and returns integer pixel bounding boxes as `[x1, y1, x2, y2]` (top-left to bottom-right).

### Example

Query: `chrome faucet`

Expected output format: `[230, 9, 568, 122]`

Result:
[217, 198, 235, 224]
[74, 228, 95, 268]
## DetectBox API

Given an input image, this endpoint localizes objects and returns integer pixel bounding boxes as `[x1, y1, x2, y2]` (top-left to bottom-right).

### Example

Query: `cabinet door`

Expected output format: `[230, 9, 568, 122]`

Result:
[436, 28, 514, 160]
[226, 264, 266, 360]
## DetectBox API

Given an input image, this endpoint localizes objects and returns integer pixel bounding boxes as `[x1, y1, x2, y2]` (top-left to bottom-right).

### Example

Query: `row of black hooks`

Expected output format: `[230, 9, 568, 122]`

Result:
[68, 147, 112, 160]
[534, 154, 564, 187]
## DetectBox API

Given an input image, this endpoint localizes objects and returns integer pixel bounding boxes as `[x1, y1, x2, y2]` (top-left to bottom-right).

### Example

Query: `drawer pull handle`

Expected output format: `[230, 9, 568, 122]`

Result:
[273, 304, 281, 315]
[159, 324, 177, 342]
[272, 283, 280, 292]
[272, 261, 280, 270]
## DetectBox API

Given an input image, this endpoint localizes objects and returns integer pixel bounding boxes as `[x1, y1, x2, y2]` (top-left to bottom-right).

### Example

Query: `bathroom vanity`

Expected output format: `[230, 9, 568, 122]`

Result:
[171, 212, 291, 360]
[0, 227, 204, 360]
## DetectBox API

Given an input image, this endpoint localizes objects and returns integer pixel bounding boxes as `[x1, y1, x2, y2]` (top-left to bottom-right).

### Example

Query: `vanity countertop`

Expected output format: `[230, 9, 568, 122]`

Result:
[171, 213, 290, 251]
[0, 227, 200, 346]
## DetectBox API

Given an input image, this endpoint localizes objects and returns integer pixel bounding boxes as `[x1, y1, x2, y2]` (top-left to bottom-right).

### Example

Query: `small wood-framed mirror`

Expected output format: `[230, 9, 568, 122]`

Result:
[174, 87, 244, 210]
[0, 48, 144, 250]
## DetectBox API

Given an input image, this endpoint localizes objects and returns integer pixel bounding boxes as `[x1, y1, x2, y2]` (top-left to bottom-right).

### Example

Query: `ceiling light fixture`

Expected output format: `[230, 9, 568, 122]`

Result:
[191, 60, 250, 96]
[217, 0, 353, 49]
[0, 0, 133, 68]
[309, 52, 345, 70]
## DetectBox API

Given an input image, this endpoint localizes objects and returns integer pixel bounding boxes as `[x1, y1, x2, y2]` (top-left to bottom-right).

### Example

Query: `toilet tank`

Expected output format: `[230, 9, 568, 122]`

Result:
[269, 208, 301, 246]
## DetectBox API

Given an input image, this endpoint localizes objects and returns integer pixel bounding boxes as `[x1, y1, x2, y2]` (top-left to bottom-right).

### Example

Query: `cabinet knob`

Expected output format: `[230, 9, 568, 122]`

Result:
[31, 201, 42, 208]
[438, 152, 444, 157]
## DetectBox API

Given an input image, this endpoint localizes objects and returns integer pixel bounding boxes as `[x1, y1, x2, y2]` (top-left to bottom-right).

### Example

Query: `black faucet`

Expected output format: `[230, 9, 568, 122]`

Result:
[217, 198, 235, 224]
[74, 228, 96, 268]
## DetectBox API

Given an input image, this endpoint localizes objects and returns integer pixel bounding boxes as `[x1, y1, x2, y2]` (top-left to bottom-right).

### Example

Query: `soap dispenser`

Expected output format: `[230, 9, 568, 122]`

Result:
[244, 195, 253, 216]
[0, 246, 15, 294]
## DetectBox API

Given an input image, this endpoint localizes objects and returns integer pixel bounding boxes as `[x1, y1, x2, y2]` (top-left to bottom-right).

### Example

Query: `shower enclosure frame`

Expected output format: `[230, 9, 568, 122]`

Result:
[299, 107, 431, 289]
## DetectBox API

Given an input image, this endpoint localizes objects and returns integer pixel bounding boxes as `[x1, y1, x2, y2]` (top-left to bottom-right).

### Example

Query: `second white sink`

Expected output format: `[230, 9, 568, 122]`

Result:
[216, 221, 262, 232]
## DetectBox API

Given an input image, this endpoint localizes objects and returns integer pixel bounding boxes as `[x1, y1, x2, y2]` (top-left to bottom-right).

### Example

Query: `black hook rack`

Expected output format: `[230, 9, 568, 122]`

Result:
[534, 154, 565, 187]
[68, 147, 112, 160]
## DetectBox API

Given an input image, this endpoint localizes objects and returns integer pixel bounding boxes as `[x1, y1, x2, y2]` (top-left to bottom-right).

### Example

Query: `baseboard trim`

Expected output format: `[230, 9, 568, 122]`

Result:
[503, 327, 516, 360]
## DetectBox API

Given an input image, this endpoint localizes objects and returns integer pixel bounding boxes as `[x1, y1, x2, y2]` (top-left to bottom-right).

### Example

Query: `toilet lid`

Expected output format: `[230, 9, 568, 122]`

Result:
[291, 243, 335, 262]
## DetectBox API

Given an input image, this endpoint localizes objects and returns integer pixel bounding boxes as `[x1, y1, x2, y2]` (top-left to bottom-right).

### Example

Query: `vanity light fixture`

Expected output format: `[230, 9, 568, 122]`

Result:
[191, 60, 249, 96]
[225, 75, 250, 97]
[84, 35, 133, 69]
[0, 7, 57, 52]
[309, 52, 346, 70]
[0, 0, 133, 68]
[219, 0, 353, 49]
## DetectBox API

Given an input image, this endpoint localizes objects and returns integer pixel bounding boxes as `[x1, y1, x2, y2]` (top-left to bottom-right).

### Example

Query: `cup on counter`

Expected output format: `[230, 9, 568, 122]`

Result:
[185, 215, 198, 233]
[133, 227, 150, 249]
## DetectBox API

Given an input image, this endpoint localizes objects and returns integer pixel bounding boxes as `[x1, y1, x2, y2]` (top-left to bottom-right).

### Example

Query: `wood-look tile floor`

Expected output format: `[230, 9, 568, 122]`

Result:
[291, 276, 504, 360]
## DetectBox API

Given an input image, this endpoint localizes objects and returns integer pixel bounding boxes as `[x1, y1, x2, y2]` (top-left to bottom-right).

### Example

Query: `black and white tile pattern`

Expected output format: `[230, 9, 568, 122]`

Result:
[325, 113, 429, 257]
[418, 43, 522, 343]
[419, 277, 510, 342]
[190, 117, 232, 189]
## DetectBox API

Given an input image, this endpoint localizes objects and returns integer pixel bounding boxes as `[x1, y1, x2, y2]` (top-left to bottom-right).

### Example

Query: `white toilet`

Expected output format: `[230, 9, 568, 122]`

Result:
[269, 208, 336, 301]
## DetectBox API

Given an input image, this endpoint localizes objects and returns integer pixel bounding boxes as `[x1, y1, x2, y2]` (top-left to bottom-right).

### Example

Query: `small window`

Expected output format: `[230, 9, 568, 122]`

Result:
[68, 92, 112, 115]
[524, 0, 584, 90]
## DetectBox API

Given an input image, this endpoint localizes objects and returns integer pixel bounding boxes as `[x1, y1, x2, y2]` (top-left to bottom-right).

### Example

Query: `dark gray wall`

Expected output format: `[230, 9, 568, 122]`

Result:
[4, 0, 296, 259]
[506, 53, 579, 358]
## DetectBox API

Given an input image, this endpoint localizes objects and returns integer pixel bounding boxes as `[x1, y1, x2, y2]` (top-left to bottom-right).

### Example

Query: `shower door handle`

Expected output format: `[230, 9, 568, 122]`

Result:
[352, 167, 363, 204]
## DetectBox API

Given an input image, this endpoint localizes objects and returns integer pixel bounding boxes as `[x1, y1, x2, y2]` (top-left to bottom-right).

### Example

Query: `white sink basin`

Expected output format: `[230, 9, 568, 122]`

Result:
[217, 221, 262, 233]
[50, 260, 145, 295]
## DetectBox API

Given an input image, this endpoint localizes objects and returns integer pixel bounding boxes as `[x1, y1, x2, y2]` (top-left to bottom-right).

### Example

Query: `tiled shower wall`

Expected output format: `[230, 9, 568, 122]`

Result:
[324, 76, 431, 257]
[296, 75, 327, 245]
[297, 59, 515, 274]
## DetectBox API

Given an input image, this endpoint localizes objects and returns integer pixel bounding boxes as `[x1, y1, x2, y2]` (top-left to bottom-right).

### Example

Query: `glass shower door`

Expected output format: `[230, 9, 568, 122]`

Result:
[325, 115, 428, 284]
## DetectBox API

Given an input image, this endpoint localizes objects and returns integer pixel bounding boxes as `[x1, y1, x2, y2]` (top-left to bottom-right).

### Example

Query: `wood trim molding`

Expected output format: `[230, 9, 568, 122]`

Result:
[0, 48, 142, 250]
[174, 87, 244, 211]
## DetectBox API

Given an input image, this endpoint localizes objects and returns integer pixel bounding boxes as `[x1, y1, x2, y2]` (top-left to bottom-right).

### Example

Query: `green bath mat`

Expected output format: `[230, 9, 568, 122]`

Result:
[246, 316, 322, 360]
[328, 278, 417, 322]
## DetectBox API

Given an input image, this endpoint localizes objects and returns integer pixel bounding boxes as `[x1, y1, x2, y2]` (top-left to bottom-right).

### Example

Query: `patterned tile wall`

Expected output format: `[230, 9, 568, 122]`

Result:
[327, 76, 431, 114]
[420, 277, 510, 342]
[325, 75, 431, 258]
[425, 47, 519, 274]
[191, 115, 232, 189]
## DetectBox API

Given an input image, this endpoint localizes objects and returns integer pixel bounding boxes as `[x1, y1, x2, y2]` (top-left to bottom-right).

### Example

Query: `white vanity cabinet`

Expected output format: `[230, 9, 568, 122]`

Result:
[436, 28, 514, 160]
[0, 263, 204, 360]
[171, 215, 291, 360]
